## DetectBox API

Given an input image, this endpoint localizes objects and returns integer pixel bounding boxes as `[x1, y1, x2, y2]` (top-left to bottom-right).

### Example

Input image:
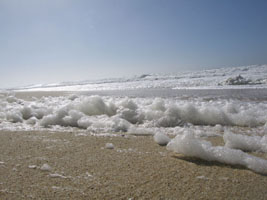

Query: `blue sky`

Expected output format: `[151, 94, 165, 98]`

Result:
[0, 0, 267, 88]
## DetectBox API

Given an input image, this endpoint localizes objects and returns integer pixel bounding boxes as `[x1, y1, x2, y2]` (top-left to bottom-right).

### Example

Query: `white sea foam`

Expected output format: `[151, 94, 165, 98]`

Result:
[0, 94, 267, 133]
[6, 111, 23, 123]
[153, 132, 171, 146]
[77, 96, 116, 116]
[167, 130, 267, 174]
[49, 173, 68, 179]
[28, 165, 37, 169]
[40, 164, 52, 171]
[127, 126, 154, 136]
[223, 131, 267, 152]
[105, 143, 115, 149]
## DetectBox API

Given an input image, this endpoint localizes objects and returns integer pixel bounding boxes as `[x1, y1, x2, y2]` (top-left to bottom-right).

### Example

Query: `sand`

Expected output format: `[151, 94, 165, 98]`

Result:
[0, 130, 267, 200]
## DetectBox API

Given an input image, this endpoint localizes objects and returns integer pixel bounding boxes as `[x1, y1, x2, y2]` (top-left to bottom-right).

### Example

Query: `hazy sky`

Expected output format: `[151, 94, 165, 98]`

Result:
[0, 0, 267, 88]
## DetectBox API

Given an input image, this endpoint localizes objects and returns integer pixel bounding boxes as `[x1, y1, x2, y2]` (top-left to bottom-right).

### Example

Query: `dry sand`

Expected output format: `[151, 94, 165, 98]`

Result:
[1, 130, 267, 200]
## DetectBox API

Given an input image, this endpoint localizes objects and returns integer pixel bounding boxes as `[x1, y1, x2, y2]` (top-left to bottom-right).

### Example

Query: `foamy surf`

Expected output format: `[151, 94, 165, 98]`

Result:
[1, 65, 267, 175]
[12, 65, 267, 92]
[0, 94, 266, 133]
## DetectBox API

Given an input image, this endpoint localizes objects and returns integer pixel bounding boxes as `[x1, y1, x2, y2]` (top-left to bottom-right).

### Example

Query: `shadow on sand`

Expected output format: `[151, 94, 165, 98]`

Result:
[172, 154, 248, 170]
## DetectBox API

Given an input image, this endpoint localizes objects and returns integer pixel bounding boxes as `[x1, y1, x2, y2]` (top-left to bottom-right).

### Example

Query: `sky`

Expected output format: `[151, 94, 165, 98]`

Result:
[0, 0, 267, 88]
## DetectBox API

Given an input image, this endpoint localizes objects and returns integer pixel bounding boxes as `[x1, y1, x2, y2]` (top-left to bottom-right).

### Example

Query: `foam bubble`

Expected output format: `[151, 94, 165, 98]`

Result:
[77, 96, 116, 116]
[6, 96, 20, 103]
[68, 94, 79, 101]
[0, 112, 6, 120]
[128, 126, 154, 136]
[214, 124, 224, 132]
[26, 117, 38, 125]
[62, 110, 84, 127]
[21, 106, 33, 120]
[40, 163, 52, 171]
[224, 131, 267, 152]
[153, 132, 171, 146]
[6, 111, 23, 123]
[77, 116, 92, 129]
[105, 143, 114, 149]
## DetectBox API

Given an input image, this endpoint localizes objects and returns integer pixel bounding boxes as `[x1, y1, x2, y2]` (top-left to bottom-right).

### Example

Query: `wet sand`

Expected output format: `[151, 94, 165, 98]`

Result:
[14, 91, 70, 101]
[1, 130, 267, 200]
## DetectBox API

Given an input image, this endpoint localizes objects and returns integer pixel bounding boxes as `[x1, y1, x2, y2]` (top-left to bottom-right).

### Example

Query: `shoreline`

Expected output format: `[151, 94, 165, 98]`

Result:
[1, 90, 267, 199]
[6, 87, 267, 100]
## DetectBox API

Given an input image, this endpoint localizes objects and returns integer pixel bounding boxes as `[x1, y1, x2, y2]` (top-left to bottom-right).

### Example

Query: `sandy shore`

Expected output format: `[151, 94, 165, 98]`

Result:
[0, 130, 267, 200]
[1, 91, 267, 199]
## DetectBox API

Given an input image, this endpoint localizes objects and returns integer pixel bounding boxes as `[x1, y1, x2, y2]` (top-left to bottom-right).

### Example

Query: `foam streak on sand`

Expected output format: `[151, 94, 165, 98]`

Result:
[167, 130, 267, 174]
[224, 131, 267, 152]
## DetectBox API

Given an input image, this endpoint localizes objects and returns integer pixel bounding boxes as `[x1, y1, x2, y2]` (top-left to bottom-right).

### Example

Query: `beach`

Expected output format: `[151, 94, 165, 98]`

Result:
[1, 0, 267, 198]
[1, 82, 267, 200]
[1, 130, 267, 200]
